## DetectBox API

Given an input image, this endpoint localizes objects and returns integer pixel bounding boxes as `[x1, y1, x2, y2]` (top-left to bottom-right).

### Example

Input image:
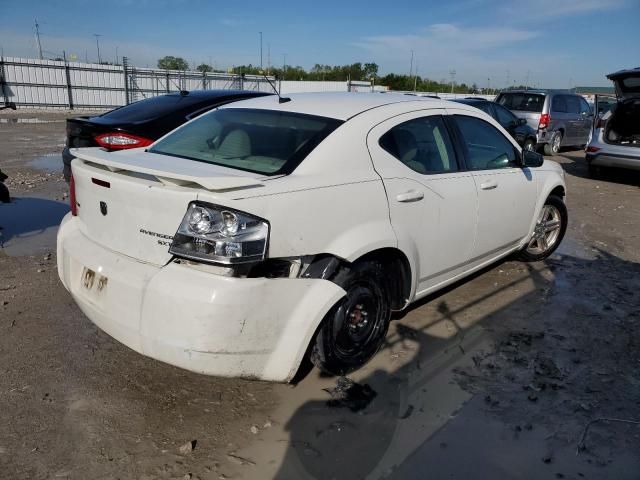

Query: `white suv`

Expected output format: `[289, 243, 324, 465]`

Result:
[57, 93, 567, 382]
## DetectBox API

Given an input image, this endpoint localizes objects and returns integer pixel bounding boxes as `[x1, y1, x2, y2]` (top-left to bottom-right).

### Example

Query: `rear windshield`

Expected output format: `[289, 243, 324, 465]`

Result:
[496, 93, 545, 113]
[149, 108, 343, 175]
[101, 95, 204, 122]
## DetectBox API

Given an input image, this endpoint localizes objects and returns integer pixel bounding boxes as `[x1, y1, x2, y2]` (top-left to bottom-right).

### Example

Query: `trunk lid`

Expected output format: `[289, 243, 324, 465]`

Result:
[71, 147, 266, 266]
[607, 68, 640, 101]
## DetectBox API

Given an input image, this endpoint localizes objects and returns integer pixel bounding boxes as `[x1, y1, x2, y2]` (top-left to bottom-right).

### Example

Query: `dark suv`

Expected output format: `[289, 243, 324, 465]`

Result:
[453, 98, 538, 151]
[495, 90, 593, 155]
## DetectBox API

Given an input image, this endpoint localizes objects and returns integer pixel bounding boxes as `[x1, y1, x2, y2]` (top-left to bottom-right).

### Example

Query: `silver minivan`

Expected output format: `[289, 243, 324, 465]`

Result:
[495, 89, 593, 155]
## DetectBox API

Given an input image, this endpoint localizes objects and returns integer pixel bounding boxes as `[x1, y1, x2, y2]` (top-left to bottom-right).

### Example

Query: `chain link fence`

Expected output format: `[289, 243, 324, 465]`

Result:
[0, 56, 275, 110]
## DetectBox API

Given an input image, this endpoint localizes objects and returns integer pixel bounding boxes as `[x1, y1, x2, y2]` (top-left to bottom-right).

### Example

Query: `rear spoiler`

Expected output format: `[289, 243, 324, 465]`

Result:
[70, 147, 265, 192]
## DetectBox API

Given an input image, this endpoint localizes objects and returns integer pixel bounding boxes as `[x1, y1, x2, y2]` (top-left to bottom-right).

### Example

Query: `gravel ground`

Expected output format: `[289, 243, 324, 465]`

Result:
[1, 110, 639, 479]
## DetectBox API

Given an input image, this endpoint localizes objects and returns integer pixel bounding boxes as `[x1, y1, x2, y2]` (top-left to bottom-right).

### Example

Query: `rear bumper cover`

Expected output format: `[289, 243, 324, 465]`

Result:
[57, 215, 345, 381]
[586, 151, 640, 170]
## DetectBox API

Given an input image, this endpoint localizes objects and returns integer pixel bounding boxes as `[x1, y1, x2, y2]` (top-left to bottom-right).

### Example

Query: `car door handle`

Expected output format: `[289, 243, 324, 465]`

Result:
[480, 180, 498, 190]
[396, 190, 424, 202]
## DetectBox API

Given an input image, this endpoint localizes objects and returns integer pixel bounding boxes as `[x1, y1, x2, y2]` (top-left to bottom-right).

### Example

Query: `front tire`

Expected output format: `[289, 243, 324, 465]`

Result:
[518, 195, 567, 262]
[523, 138, 536, 152]
[311, 261, 391, 376]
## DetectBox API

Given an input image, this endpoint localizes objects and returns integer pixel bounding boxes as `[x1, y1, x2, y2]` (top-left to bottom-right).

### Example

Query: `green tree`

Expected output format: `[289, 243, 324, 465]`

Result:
[196, 63, 212, 73]
[157, 56, 189, 70]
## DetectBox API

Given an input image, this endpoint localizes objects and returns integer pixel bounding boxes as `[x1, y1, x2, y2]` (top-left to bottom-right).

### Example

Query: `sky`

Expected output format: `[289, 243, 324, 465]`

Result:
[0, 0, 638, 88]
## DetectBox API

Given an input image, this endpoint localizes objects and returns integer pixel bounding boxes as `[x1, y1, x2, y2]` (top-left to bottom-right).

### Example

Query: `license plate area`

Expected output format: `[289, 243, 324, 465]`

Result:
[81, 267, 108, 294]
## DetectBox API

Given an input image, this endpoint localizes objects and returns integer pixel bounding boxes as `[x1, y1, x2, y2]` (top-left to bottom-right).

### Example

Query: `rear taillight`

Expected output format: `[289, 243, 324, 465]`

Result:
[595, 117, 607, 129]
[69, 174, 78, 216]
[538, 113, 550, 129]
[586, 146, 601, 153]
[95, 132, 153, 150]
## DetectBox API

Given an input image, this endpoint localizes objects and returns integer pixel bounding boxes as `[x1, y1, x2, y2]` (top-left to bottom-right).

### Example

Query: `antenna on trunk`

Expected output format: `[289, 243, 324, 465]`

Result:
[261, 72, 290, 104]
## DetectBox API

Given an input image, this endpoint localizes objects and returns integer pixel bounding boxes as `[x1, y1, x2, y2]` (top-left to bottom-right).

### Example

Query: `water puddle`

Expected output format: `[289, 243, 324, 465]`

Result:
[0, 195, 69, 256]
[27, 154, 64, 173]
[0, 118, 64, 124]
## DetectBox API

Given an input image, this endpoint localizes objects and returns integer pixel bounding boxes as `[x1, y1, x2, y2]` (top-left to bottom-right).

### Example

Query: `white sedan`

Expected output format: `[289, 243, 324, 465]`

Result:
[57, 92, 567, 382]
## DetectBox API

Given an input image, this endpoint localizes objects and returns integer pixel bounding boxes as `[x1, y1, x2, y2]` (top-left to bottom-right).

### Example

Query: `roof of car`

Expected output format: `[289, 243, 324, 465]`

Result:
[220, 92, 448, 120]
[162, 89, 269, 99]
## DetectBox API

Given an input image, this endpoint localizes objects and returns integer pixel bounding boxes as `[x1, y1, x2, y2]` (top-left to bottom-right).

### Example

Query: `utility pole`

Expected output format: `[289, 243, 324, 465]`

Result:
[267, 43, 271, 75]
[259, 32, 263, 70]
[506, 69, 510, 89]
[34, 19, 43, 60]
[93, 34, 102, 64]
[487, 77, 491, 94]
[283, 54, 287, 79]
[449, 69, 456, 94]
[115, 46, 119, 65]
[409, 49, 414, 78]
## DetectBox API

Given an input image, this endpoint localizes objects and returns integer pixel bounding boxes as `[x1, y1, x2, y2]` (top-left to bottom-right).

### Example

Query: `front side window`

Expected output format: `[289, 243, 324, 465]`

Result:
[578, 97, 591, 115]
[379, 116, 458, 174]
[565, 96, 582, 114]
[454, 115, 519, 170]
[149, 108, 343, 175]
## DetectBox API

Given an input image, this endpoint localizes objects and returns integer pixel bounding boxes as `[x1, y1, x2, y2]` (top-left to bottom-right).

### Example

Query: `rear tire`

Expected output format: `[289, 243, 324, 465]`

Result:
[517, 195, 567, 262]
[310, 261, 391, 376]
[543, 131, 562, 156]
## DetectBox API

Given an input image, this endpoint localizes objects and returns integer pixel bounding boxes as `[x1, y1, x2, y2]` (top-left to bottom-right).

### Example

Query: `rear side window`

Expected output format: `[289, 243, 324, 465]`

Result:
[552, 95, 568, 113]
[497, 93, 544, 113]
[578, 97, 591, 115]
[379, 116, 458, 174]
[454, 115, 518, 170]
[149, 108, 342, 175]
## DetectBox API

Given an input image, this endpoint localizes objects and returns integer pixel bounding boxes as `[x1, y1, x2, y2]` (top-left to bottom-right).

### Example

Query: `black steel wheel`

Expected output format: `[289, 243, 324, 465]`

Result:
[311, 261, 391, 376]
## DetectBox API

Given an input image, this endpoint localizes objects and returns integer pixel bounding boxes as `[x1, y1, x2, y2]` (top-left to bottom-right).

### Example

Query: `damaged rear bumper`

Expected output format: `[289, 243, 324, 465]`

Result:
[57, 215, 345, 382]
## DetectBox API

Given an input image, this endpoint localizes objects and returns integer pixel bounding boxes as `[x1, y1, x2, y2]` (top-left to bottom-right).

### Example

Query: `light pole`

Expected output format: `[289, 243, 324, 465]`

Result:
[259, 32, 263, 70]
[93, 34, 102, 64]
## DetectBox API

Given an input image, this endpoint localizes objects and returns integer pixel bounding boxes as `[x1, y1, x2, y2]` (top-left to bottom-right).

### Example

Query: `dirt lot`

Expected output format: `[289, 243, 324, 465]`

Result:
[1, 110, 639, 480]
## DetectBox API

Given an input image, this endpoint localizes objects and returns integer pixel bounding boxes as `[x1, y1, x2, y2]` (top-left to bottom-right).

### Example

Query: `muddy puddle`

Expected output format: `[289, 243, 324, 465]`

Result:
[0, 195, 69, 255]
[27, 154, 64, 173]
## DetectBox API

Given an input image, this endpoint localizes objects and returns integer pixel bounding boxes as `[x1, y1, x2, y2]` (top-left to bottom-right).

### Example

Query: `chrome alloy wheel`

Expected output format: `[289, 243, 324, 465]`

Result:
[552, 133, 562, 153]
[526, 204, 562, 255]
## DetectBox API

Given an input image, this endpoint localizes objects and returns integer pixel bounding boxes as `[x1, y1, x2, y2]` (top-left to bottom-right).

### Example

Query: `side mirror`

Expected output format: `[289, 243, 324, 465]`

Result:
[522, 149, 544, 168]
[517, 118, 527, 126]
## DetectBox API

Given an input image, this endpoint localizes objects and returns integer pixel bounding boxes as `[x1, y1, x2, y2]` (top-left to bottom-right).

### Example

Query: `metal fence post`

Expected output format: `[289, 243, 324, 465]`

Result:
[122, 56, 130, 105]
[63, 52, 74, 110]
[0, 56, 8, 105]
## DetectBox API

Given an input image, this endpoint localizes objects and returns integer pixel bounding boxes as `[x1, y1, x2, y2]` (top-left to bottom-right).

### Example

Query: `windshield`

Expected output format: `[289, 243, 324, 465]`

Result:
[496, 93, 545, 113]
[149, 108, 342, 175]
